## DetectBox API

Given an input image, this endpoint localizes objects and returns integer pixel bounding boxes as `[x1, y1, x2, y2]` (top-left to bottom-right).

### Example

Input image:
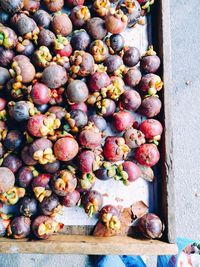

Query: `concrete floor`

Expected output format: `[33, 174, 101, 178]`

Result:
[0, 0, 199, 266]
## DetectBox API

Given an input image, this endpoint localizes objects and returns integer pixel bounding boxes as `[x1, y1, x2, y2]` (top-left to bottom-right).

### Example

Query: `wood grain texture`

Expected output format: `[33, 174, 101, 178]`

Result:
[158, 0, 176, 244]
[0, 235, 177, 255]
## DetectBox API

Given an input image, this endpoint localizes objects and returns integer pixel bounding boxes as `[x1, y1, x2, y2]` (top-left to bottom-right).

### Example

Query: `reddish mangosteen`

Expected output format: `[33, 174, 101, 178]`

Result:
[49, 87, 65, 105]
[105, 9, 128, 34]
[52, 169, 77, 196]
[135, 144, 160, 167]
[139, 96, 162, 118]
[31, 82, 51, 105]
[54, 136, 79, 161]
[99, 205, 121, 230]
[124, 127, 145, 149]
[81, 190, 103, 217]
[70, 5, 91, 28]
[11, 55, 36, 83]
[93, 0, 111, 17]
[87, 17, 107, 40]
[139, 119, 163, 142]
[23, 0, 40, 12]
[54, 35, 72, 57]
[51, 13, 72, 37]
[27, 113, 61, 137]
[89, 71, 110, 93]
[124, 67, 142, 87]
[79, 124, 102, 149]
[77, 150, 100, 173]
[139, 74, 163, 95]
[0, 167, 15, 194]
[44, 0, 64, 12]
[70, 102, 88, 113]
[103, 137, 130, 162]
[32, 215, 62, 239]
[113, 111, 134, 132]
[65, 0, 85, 6]
[120, 161, 141, 183]
[119, 90, 141, 111]
[70, 51, 95, 78]
[48, 106, 66, 120]
[61, 190, 80, 207]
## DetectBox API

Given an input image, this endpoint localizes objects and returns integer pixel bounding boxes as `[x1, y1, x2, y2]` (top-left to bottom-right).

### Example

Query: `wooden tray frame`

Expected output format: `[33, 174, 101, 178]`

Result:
[0, 0, 177, 255]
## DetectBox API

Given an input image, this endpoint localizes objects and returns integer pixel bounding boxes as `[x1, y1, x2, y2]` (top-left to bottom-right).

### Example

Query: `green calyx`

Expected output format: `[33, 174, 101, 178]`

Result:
[0, 33, 4, 43]
[81, 173, 96, 190]
[114, 164, 129, 185]
[88, 205, 94, 217]
[142, 0, 155, 13]
[148, 87, 157, 96]
[0, 110, 7, 121]
[103, 162, 118, 178]
[55, 35, 68, 50]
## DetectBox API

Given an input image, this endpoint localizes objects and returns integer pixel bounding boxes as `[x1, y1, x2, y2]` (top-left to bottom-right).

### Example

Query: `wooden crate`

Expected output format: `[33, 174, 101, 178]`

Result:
[0, 0, 177, 255]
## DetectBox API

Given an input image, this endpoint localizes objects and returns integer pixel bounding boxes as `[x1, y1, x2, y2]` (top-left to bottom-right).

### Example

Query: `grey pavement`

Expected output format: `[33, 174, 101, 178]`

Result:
[0, 0, 200, 266]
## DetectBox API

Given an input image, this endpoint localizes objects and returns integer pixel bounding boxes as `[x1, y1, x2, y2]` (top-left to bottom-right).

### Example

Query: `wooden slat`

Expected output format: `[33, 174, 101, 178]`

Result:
[158, 0, 176, 244]
[0, 235, 177, 255]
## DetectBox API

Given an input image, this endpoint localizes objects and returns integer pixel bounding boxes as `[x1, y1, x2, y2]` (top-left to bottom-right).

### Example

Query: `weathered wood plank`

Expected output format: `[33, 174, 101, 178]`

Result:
[158, 0, 176, 244]
[0, 235, 177, 255]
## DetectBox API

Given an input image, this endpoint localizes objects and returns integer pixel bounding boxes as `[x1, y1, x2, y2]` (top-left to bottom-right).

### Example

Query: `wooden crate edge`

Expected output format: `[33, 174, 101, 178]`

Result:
[0, 235, 178, 255]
